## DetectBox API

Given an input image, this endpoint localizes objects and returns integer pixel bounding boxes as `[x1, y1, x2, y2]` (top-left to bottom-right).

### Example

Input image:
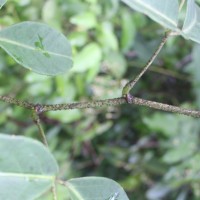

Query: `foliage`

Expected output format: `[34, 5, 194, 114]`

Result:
[0, 134, 58, 200]
[1, 0, 200, 199]
[0, 21, 73, 75]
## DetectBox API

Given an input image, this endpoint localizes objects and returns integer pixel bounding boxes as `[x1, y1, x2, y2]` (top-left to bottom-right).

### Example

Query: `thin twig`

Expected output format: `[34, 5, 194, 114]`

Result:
[51, 181, 58, 200]
[122, 31, 172, 96]
[32, 111, 48, 147]
[32, 111, 58, 200]
[1, 95, 200, 118]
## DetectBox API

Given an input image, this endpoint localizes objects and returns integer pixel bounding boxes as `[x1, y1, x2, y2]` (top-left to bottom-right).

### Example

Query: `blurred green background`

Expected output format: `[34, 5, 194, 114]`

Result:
[1, 0, 200, 199]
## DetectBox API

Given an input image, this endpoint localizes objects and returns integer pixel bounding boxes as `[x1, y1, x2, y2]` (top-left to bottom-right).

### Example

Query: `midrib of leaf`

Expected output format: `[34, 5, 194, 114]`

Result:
[0, 37, 72, 60]
[133, 0, 177, 26]
[67, 182, 85, 200]
[0, 0, 6, 8]
[0, 172, 55, 181]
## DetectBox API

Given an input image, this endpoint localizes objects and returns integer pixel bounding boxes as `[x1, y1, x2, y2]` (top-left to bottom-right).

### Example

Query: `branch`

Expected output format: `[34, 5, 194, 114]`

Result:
[122, 31, 172, 96]
[0, 95, 200, 118]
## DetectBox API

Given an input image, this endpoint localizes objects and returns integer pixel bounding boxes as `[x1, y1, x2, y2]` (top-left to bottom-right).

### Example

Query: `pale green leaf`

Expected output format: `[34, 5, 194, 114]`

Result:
[162, 120, 198, 164]
[98, 22, 118, 51]
[121, 0, 179, 30]
[181, 0, 200, 44]
[37, 184, 71, 200]
[162, 148, 190, 164]
[105, 51, 127, 79]
[67, 177, 129, 200]
[186, 45, 200, 108]
[147, 184, 171, 200]
[143, 113, 179, 137]
[72, 43, 102, 72]
[0, 0, 6, 9]
[69, 32, 87, 47]
[182, 0, 196, 33]
[42, 0, 61, 30]
[70, 12, 97, 30]
[0, 134, 59, 200]
[0, 22, 73, 75]
[120, 9, 136, 52]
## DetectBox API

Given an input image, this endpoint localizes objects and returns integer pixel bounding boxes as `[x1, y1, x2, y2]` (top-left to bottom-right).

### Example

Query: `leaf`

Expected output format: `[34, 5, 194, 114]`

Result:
[98, 22, 118, 51]
[69, 32, 87, 47]
[0, 134, 59, 200]
[121, 0, 179, 30]
[37, 183, 71, 200]
[120, 9, 136, 52]
[42, 0, 61, 30]
[162, 120, 198, 164]
[186, 45, 200, 108]
[70, 12, 97, 30]
[0, 22, 73, 75]
[181, 0, 200, 44]
[143, 113, 180, 137]
[67, 177, 129, 200]
[72, 42, 102, 72]
[146, 184, 171, 200]
[104, 51, 127, 79]
[0, 0, 6, 9]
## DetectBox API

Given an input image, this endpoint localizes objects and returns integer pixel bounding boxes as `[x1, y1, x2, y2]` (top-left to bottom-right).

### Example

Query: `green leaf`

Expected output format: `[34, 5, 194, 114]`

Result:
[120, 9, 136, 52]
[72, 42, 102, 72]
[70, 12, 97, 30]
[0, 0, 6, 9]
[98, 22, 118, 51]
[186, 45, 200, 108]
[146, 184, 171, 200]
[0, 22, 73, 75]
[67, 177, 129, 200]
[121, 0, 179, 30]
[104, 51, 127, 79]
[143, 113, 180, 137]
[162, 120, 198, 164]
[181, 0, 200, 44]
[37, 183, 71, 200]
[69, 32, 87, 47]
[0, 134, 59, 200]
[42, 0, 61, 30]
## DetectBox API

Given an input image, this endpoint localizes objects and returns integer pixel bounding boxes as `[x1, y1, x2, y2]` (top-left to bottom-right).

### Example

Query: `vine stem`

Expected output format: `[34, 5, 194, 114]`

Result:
[51, 182, 58, 200]
[122, 31, 172, 96]
[1, 95, 200, 118]
[32, 111, 57, 200]
[32, 111, 48, 147]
